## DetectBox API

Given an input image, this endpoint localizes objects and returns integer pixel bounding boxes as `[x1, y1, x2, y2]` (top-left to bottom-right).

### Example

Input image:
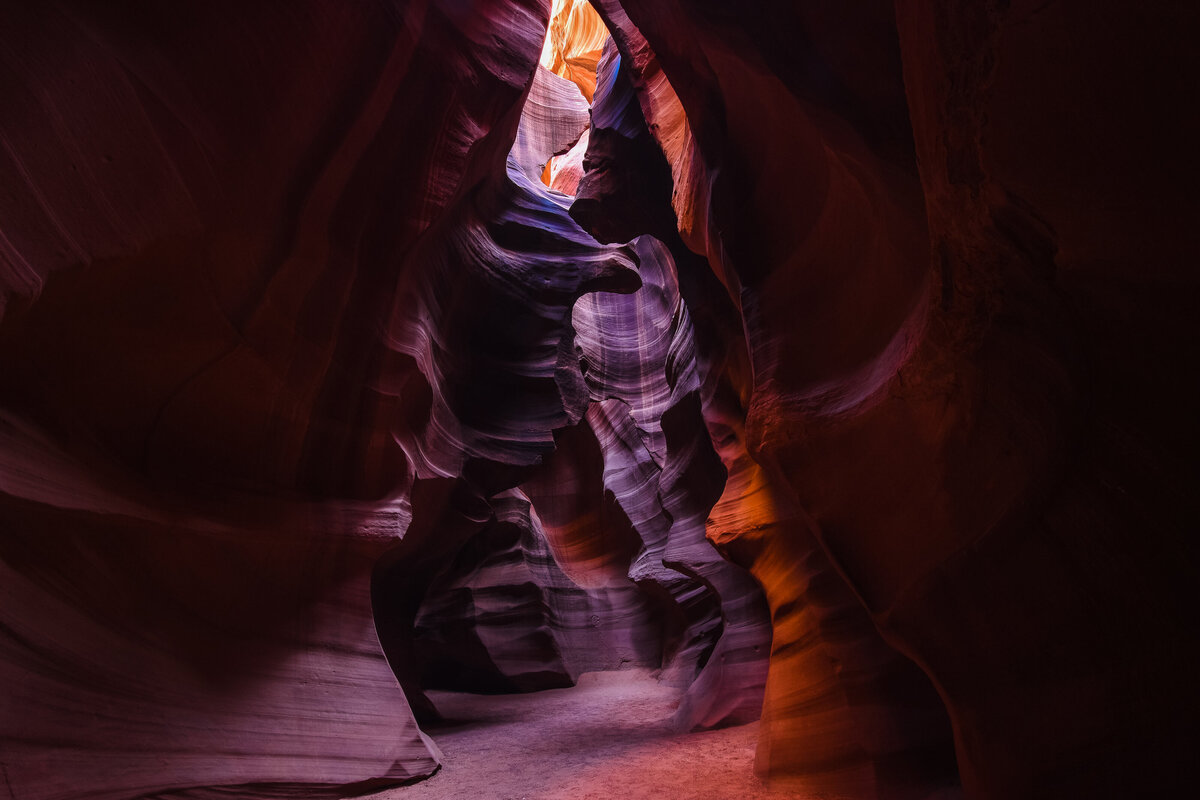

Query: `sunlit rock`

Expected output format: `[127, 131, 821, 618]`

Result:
[539, 0, 609, 102]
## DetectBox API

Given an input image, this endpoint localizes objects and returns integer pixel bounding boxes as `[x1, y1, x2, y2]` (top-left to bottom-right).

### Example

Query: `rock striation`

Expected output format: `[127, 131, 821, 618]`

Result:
[571, 29, 955, 788]
[586, 1, 1200, 798]
[412, 489, 663, 692]
[539, 0, 610, 103]
[0, 0, 595, 796]
[395, 27, 771, 729]
[1, 1, 1197, 799]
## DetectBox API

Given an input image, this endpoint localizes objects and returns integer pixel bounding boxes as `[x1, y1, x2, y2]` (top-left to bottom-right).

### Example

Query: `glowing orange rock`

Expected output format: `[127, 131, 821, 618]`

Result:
[547, 128, 589, 195]
[540, 0, 610, 103]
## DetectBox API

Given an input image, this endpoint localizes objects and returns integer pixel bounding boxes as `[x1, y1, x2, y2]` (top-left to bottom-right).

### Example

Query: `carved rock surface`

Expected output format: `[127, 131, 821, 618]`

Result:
[0, 1, 565, 796]
[1, 2, 1196, 800]
[540, 0, 609, 103]
[547, 128, 590, 196]
[512, 67, 590, 188]
[591, 1, 1200, 798]
[405, 33, 770, 724]
[572, 27, 954, 784]
[413, 489, 662, 692]
[0, 412, 441, 800]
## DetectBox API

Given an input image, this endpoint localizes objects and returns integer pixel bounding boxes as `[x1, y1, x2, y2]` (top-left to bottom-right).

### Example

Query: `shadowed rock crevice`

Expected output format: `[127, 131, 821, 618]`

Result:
[389, 12, 772, 733]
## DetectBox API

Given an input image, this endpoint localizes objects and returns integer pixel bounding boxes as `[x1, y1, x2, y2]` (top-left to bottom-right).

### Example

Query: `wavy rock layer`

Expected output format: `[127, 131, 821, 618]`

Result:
[0, 1, 559, 796]
[0, 413, 440, 800]
[591, 1, 1199, 798]
[413, 490, 662, 691]
[394, 38, 768, 725]
[571, 29, 954, 788]
[539, 0, 609, 103]
[1, 2, 1196, 800]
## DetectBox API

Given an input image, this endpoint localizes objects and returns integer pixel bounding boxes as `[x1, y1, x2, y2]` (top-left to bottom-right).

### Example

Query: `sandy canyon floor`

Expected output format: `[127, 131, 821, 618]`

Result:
[367, 669, 961, 800]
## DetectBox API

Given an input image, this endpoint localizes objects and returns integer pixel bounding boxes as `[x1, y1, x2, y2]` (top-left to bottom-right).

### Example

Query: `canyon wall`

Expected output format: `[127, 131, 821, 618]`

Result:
[0, 1, 766, 796]
[1, 1, 1196, 799]
[0, 1, 558, 796]
[585, 1, 1199, 797]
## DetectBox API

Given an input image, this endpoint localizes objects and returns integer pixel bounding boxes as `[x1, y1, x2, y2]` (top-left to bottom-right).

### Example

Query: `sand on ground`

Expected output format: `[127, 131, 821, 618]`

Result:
[364, 669, 958, 800]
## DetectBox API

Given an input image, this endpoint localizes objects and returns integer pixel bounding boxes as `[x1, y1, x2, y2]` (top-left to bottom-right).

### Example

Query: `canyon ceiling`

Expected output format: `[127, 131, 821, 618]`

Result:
[0, 1, 1196, 799]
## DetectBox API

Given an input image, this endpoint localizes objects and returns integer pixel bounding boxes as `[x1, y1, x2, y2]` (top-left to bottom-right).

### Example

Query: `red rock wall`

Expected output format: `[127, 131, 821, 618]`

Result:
[589, 0, 1199, 797]
[2, 1, 1196, 799]
[0, 1, 554, 796]
[0, 1, 766, 795]
[574, 20, 957, 793]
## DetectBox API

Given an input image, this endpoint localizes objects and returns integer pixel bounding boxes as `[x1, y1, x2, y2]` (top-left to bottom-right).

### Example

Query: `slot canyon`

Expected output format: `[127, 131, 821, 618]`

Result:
[1, 1, 1196, 798]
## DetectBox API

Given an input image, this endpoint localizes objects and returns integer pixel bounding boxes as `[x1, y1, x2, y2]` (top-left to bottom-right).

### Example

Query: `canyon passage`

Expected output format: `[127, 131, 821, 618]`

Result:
[1, 1, 1196, 799]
